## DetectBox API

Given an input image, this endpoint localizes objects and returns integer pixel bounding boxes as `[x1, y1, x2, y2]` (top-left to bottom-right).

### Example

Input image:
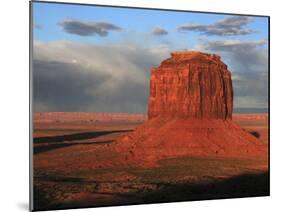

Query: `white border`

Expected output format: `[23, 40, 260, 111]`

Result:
[1, 0, 280, 212]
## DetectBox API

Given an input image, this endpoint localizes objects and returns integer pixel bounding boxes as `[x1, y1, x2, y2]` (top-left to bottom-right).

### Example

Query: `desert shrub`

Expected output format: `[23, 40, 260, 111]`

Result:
[249, 131, 261, 138]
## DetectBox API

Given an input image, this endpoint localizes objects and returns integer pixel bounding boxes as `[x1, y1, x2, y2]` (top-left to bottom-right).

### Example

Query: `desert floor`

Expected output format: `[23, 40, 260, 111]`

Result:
[32, 113, 269, 210]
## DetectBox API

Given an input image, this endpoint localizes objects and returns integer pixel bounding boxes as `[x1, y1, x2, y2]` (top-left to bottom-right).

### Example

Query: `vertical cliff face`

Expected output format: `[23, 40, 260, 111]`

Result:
[148, 51, 233, 120]
[113, 51, 267, 167]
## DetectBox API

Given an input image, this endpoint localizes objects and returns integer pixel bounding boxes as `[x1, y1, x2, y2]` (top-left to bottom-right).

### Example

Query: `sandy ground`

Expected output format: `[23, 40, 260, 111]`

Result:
[32, 112, 269, 210]
[232, 113, 268, 143]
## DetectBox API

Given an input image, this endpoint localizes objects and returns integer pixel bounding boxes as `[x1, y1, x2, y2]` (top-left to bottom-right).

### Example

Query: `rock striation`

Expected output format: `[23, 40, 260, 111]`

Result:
[113, 51, 267, 167]
[148, 51, 233, 120]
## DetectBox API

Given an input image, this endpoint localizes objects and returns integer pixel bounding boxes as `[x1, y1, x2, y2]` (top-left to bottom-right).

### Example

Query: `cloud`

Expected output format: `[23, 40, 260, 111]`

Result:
[200, 39, 268, 70]
[196, 38, 268, 109]
[202, 39, 267, 51]
[178, 16, 255, 36]
[151, 27, 168, 36]
[33, 37, 268, 112]
[35, 24, 43, 30]
[58, 19, 122, 36]
[33, 60, 106, 111]
[33, 41, 170, 113]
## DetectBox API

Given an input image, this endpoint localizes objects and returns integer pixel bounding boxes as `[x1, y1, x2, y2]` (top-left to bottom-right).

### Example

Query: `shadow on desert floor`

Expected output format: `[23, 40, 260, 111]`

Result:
[33, 140, 114, 154]
[140, 171, 269, 202]
[34, 171, 269, 211]
[34, 130, 132, 143]
[33, 129, 132, 154]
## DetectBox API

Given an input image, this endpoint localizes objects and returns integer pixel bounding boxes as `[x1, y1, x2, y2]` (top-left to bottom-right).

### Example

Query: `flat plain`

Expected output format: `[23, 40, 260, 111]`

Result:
[33, 112, 268, 210]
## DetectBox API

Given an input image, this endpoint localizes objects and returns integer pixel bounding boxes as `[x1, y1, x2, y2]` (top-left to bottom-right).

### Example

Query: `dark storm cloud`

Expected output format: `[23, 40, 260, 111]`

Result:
[232, 71, 268, 109]
[199, 38, 268, 109]
[232, 72, 268, 98]
[33, 60, 150, 112]
[33, 41, 169, 113]
[178, 16, 255, 36]
[33, 60, 106, 111]
[151, 27, 168, 36]
[33, 38, 268, 112]
[58, 19, 122, 36]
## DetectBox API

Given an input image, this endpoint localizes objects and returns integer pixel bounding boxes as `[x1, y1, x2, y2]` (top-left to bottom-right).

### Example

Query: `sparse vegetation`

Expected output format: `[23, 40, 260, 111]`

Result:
[250, 131, 261, 138]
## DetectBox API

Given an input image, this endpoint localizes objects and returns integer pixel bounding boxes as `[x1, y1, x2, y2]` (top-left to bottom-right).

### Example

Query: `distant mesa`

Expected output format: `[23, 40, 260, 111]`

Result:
[113, 51, 267, 167]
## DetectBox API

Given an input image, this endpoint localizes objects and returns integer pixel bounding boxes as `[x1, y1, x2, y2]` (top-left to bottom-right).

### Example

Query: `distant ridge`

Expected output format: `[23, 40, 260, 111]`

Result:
[33, 112, 147, 123]
[234, 108, 268, 114]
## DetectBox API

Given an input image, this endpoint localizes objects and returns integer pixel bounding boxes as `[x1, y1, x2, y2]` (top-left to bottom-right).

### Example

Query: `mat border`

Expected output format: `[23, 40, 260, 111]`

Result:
[29, 1, 270, 211]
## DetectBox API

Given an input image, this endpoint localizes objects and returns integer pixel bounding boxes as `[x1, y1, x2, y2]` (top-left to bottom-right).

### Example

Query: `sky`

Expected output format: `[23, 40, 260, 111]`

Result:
[32, 2, 269, 113]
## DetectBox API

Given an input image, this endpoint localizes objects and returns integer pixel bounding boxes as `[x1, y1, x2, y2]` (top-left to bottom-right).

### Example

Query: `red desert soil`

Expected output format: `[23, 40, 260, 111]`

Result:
[33, 112, 268, 210]
[33, 112, 146, 137]
[33, 52, 268, 210]
[232, 113, 269, 143]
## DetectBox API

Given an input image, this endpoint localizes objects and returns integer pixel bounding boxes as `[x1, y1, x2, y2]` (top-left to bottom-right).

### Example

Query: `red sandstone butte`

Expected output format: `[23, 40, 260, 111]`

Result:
[113, 51, 267, 166]
[148, 51, 233, 120]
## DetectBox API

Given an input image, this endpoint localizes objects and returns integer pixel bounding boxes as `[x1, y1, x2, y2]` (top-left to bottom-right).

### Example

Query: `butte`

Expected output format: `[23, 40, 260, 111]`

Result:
[113, 51, 267, 166]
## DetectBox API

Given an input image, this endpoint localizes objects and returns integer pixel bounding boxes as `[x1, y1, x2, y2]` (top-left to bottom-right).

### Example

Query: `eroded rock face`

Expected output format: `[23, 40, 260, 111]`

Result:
[112, 51, 267, 167]
[148, 51, 233, 120]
